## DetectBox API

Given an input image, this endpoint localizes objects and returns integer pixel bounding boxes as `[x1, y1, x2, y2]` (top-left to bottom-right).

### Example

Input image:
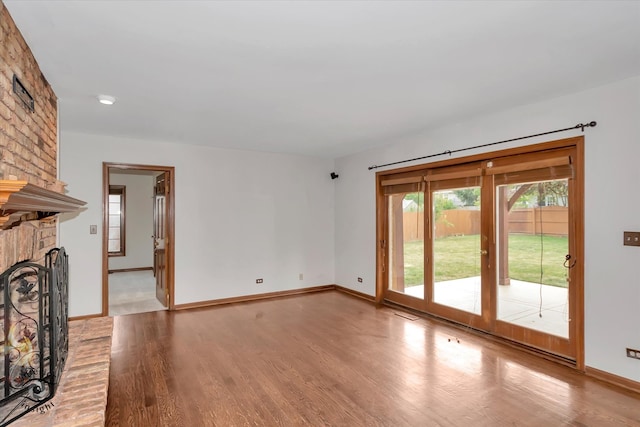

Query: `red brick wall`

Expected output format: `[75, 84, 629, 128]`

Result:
[0, 2, 59, 272]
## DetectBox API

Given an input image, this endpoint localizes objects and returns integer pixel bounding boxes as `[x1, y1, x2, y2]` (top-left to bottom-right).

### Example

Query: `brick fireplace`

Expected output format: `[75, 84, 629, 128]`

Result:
[1, 3, 111, 426]
[0, 0, 61, 268]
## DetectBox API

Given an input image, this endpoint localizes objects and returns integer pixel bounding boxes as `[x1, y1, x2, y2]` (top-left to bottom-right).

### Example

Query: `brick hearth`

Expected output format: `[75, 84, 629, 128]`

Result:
[12, 317, 113, 427]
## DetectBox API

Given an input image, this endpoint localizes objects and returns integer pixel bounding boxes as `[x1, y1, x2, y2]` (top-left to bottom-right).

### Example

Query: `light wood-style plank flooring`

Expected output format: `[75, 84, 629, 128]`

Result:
[106, 291, 640, 426]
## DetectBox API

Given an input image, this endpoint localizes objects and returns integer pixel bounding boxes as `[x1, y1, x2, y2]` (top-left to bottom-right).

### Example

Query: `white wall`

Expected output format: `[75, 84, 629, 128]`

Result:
[59, 134, 335, 316]
[57, 76, 639, 383]
[334, 76, 640, 382]
[108, 172, 154, 270]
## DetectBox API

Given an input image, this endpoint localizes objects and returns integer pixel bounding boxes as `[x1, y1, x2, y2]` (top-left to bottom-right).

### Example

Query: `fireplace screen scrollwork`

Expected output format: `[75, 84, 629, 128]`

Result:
[0, 248, 69, 426]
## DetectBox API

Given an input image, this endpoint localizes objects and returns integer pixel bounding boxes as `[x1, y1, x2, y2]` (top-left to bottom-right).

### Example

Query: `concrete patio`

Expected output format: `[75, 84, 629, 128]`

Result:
[403, 277, 569, 338]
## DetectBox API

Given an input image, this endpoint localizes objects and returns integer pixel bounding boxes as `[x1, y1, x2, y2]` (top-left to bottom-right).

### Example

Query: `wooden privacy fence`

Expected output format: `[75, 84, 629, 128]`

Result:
[403, 206, 568, 241]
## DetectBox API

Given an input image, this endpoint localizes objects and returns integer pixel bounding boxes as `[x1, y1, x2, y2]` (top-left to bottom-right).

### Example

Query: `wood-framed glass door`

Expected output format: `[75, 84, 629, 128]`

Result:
[487, 146, 579, 358]
[425, 168, 488, 331]
[382, 174, 427, 311]
[377, 138, 583, 365]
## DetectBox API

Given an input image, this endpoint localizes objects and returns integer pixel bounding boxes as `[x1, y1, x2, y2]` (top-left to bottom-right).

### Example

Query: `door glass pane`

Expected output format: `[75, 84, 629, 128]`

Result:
[496, 180, 569, 338]
[388, 192, 424, 299]
[432, 187, 481, 315]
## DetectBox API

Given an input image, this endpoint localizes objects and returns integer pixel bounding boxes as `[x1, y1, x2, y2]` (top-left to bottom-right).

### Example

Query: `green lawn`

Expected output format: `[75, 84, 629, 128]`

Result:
[403, 234, 569, 287]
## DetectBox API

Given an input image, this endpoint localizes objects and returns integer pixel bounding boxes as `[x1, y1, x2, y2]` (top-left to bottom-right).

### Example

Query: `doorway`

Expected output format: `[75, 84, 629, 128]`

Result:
[102, 163, 175, 316]
[376, 137, 584, 367]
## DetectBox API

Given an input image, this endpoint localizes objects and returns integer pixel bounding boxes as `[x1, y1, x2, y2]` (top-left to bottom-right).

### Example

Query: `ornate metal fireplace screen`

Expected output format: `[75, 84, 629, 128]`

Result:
[0, 248, 69, 426]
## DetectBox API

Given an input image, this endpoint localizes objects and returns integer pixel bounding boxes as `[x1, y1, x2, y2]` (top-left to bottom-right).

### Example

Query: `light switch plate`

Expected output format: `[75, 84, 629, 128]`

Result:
[90, 225, 97, 234]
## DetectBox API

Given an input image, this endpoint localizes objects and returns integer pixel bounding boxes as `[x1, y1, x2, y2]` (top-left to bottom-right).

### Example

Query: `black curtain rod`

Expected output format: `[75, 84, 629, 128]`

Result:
[367, 120, 597, 171]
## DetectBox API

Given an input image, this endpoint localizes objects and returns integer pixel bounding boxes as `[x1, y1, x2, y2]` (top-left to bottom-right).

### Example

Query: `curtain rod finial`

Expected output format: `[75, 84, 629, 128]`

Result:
[577, 121, 597, 132]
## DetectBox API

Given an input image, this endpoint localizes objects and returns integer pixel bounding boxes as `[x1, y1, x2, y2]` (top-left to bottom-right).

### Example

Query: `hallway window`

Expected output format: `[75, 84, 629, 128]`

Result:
[108, 185, 126, 256]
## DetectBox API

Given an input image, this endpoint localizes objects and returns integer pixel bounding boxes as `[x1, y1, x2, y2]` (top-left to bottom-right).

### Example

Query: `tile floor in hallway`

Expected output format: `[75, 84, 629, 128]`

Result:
[109, 270, 166, 316]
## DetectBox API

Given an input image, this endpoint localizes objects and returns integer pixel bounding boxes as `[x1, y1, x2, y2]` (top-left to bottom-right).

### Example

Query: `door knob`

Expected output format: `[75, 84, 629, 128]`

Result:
[480, 249, 488, 256]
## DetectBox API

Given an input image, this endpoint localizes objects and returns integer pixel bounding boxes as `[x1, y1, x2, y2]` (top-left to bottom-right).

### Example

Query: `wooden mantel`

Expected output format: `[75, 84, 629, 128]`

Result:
[0, 180, 86, 229]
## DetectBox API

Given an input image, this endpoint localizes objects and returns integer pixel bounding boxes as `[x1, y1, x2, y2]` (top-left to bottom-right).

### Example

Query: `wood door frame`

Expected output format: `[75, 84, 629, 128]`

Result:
[375, 136, 585, 370]
[102, 162, 176, 316]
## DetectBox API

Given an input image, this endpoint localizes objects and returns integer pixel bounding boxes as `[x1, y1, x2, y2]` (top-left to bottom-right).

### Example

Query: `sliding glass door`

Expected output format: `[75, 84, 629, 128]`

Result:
[378, 139, 583, 362]
[490, 149, 577, 357]
[387, 192, 425, 300]
[425, 168, 488, 330]
[382, 175, 426, 309]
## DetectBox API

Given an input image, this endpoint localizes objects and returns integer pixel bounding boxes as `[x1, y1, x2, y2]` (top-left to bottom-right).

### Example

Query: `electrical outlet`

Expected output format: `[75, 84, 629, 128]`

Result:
[626, 348, 640, 359]
[623, 232, 640, 247]
[357, 277, 363, 283]
[299, 273, 303, 280]
[256, 278, 263, 284]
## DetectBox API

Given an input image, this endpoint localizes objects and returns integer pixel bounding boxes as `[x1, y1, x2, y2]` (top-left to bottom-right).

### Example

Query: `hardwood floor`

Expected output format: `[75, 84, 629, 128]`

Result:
[106, 291, 640, 426]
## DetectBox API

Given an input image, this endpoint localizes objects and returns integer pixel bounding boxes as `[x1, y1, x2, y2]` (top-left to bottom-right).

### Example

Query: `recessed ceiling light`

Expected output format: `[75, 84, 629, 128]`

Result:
[97, 94, 116, 105]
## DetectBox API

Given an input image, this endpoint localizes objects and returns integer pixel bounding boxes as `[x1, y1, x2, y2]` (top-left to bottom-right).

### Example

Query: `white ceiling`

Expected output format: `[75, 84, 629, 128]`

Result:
[5, 1, 640, 158]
